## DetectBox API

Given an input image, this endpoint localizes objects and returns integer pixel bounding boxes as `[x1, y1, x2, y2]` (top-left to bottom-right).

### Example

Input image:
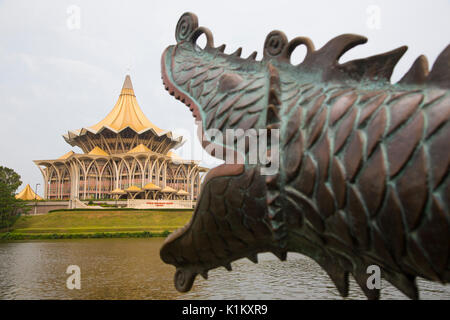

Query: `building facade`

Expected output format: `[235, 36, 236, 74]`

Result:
[34, 75, 207, 201]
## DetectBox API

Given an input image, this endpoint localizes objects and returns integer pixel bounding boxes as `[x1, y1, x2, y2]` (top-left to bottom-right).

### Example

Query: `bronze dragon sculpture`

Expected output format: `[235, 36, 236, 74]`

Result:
[160, 12, 450, 299]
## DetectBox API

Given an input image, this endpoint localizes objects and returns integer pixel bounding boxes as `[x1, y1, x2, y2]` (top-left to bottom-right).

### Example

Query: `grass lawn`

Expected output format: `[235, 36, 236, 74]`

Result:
[7, 210, 193, 235]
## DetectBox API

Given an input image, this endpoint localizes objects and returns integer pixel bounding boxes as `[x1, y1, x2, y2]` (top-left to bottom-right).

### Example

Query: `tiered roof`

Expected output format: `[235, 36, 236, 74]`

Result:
[88, 75, 164, 134]
[63, 75, 182, 154]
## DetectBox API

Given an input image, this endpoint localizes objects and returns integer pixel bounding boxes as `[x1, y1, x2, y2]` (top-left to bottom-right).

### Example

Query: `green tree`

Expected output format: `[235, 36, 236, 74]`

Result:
[0, 166, 22, 191]
[0, 166, 29, 231]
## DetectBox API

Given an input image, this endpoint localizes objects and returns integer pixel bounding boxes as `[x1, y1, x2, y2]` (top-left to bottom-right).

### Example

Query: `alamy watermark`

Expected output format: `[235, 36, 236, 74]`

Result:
[66, 5, 81, 30]
[66, 265, 81, 290]
[366, 265, 381, 290]
[201, 126, 280, 176]
[170, 120, 280, 176]
[366, 5, 381, 30]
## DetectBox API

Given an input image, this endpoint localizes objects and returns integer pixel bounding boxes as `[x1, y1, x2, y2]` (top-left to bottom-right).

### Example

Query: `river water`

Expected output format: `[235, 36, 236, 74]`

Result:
[0, 238, 448, 300]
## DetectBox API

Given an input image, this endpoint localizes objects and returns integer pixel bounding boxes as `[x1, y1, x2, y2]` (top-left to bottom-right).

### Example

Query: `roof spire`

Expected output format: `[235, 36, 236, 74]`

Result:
[121, 74, 134, 93]
[83, 74, 164, 134]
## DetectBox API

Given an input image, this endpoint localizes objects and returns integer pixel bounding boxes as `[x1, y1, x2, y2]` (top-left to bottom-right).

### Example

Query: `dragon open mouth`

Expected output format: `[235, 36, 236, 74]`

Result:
[161, 46, 203, 122]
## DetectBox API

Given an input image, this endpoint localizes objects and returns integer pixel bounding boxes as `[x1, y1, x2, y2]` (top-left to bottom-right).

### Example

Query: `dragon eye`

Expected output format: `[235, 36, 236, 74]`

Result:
[218, 73, 243, 92]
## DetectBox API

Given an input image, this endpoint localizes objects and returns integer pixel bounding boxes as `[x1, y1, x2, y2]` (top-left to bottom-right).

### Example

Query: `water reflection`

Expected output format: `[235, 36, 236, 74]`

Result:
[0, 239, 448, 300]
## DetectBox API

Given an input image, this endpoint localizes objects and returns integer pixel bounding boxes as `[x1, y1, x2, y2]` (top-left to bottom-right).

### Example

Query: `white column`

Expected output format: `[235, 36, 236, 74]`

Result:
[163, 163, 167, 187]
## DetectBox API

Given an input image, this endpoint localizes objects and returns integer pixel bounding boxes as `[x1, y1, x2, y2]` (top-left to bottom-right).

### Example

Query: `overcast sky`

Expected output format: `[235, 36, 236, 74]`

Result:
[0, 0, 449, 195]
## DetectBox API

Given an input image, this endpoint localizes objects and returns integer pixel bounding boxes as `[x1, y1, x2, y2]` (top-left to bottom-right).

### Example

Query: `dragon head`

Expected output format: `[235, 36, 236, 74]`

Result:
[160, 12, 421, 165]
[161, 12, 284, 166]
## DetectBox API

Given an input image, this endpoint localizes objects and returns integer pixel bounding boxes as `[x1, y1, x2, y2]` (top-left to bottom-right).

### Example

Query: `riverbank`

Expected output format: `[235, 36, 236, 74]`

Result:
[0, 230, 169, 240]
[0, 209, 192, 240]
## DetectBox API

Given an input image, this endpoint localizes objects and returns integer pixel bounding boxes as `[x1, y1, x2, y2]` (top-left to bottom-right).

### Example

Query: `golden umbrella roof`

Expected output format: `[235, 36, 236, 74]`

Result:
[143, 183, 161, 191]
[15, 184, 43, 201]
[111, 188, 126, 194]
[125, 185, 143, 193]
[160, 186, 176, 193]
[128, 144, 151, 154]
[88, 146, 109, 156]
[89, 75, 164, 134]
[58, 151, 74, 160]
[176, 189, 189, 196]
[63, 75, 183, 151]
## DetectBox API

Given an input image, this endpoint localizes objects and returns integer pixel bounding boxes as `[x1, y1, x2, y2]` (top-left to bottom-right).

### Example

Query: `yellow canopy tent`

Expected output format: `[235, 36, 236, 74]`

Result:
[125, 185, 143, 199]
[143, 183, 161, 191]
[15, 184, 43, 201]
[160, 186, 176, 199]
[125, 185, 142, 193]
[160, 186, 176, 193]
[143, 183, 161, 200]
[111, 188, 126, 195]
[176, 189, 189, 199]
[111, 188, 126, 205]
